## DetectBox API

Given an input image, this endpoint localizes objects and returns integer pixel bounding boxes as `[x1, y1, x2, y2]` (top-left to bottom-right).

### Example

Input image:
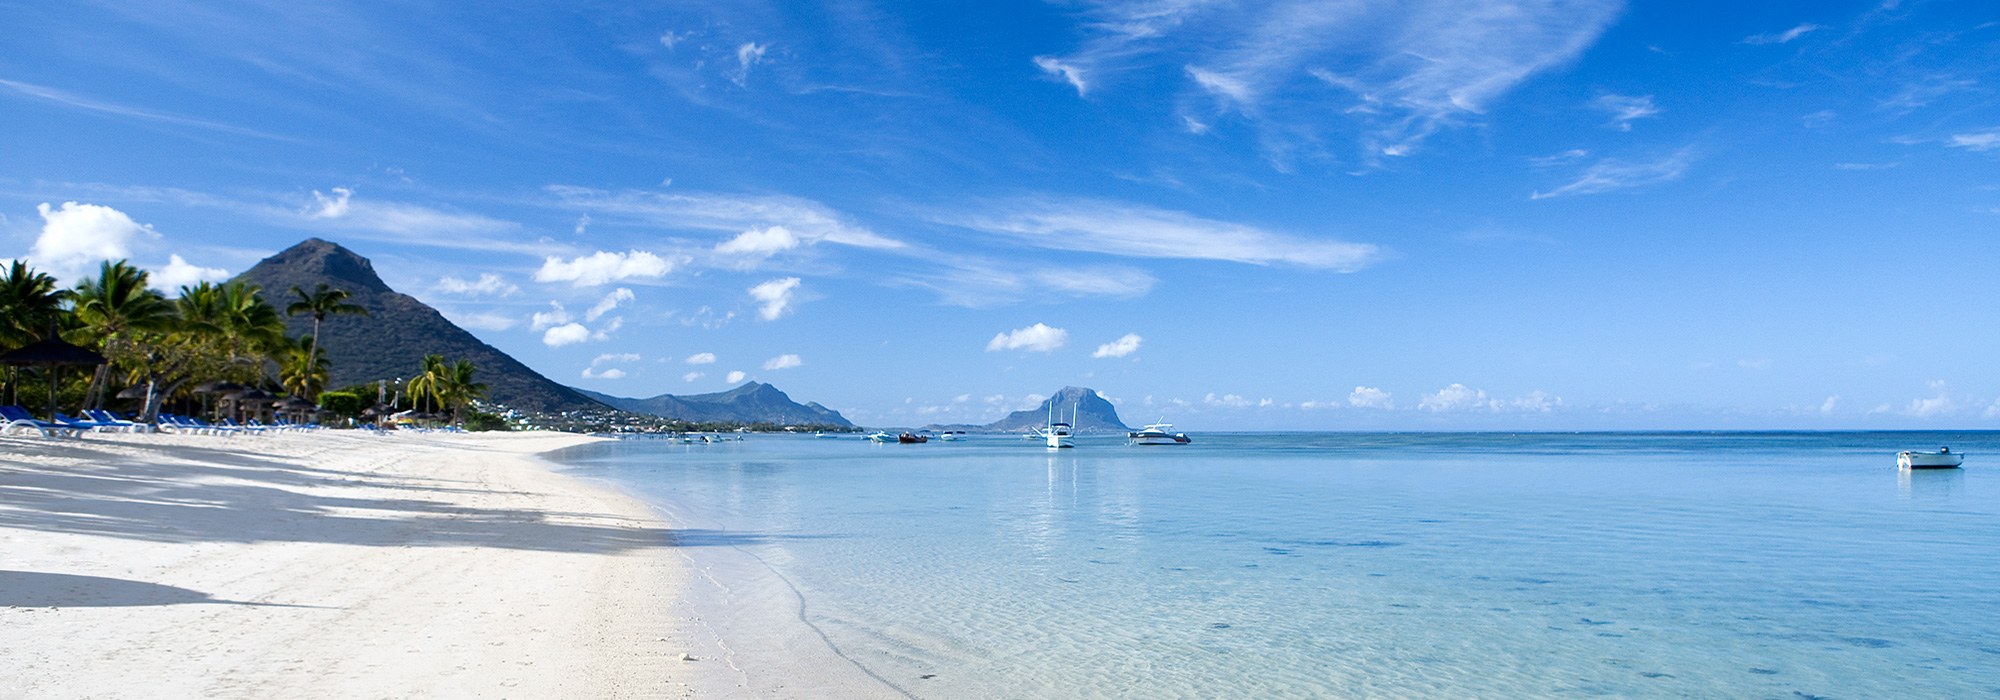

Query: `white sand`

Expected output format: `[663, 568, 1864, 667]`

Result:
[0, 429, 698, 699]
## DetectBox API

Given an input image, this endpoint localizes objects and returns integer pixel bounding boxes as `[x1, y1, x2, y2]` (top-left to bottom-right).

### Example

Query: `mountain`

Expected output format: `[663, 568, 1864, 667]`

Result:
[977, 387, 1129, 433]
[231, 238, 606, 413]
[576, 382, 854, 427]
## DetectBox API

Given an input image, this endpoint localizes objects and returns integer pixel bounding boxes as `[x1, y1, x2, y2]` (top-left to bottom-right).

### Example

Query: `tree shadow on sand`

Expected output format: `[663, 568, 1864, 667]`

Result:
[0, 570, 326, 608]
[0, 440, 702, 555]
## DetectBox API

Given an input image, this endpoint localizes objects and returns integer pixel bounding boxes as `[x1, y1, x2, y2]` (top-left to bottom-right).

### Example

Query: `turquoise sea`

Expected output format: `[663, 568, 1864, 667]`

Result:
[549, 432, 2000, 699]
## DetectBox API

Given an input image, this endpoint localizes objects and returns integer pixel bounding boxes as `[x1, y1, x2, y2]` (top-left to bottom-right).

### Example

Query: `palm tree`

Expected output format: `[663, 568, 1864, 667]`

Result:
[439, 358, 487, 424]
[406, 353, 447, 416]
[72, 261, 174, 410]
[0, 261, 69, 348]
[285, 283, 368, 399]
[279, 335, 330, 398]
[177, 281, 287, 382]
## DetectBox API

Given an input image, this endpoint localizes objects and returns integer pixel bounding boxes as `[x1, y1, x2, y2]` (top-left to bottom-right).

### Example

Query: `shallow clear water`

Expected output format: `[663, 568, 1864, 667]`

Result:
[549, 432, 2000, 699]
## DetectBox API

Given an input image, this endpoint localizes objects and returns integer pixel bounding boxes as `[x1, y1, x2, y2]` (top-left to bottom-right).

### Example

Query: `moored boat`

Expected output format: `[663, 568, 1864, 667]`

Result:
[898, 432, 929, 444]
[866, 431, 896, 443]
[1041, 422, 1074, 449]
[1898, 448, 1964, 469]
[1128, 423, 1191, 445]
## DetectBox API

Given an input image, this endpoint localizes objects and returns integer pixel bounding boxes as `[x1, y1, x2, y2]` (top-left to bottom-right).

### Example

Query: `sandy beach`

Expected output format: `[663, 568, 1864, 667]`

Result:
[0, 429, 692, 699]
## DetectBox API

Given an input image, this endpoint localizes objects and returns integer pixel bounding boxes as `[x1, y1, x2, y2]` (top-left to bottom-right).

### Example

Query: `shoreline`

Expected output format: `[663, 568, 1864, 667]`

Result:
[0, 430, 693, 698]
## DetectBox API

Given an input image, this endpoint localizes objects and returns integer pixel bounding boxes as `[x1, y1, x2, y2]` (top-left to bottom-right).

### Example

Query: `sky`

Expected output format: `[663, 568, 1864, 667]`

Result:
[3, 0, 1998, 430]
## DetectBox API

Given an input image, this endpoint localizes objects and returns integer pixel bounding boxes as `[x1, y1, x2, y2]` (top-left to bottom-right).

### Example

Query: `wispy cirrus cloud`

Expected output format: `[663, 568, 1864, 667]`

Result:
[945, 197, 1380, 270]
[1531, 147, 1696, 199]
[0, 78, 297, 141]
[1593, 94, 1659, 131]
[1742, 23, 1826, 45]
[1038, 0, 1625, 159]
[547, 186, 903, 250]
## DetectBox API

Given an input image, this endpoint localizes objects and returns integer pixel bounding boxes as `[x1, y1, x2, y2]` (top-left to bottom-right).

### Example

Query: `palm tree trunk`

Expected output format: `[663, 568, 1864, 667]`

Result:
[305, 315, 322, 399]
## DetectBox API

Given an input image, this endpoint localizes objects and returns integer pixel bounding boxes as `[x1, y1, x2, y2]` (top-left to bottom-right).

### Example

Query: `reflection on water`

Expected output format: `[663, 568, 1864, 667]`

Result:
[1899, 466, 1965, 499]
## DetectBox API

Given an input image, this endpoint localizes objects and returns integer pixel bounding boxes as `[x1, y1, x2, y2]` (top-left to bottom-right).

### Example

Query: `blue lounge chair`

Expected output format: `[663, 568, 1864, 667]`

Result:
[55, 413, 128, 433]
[86, 409, 152, 433]
[0, 405, 81, 438]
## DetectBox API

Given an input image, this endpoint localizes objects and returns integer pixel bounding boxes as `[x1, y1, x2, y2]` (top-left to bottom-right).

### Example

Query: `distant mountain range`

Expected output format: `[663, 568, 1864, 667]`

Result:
[577, 382, 854, 427]
[926, 386, 1129, 433]
[233, 238, 608, 413]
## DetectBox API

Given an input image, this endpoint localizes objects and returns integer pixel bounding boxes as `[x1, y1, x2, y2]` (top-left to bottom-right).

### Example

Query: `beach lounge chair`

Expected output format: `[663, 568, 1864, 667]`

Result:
[221, 418, 269, 435]
[0, 405, 81, 438]
[85, 409, 153, 433]
[55, 413, 129, 433]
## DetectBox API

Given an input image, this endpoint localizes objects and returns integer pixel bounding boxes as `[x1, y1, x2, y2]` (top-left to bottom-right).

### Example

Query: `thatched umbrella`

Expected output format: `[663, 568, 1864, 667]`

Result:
[275, 395, 315, 424]
[0, 336, 108, 420]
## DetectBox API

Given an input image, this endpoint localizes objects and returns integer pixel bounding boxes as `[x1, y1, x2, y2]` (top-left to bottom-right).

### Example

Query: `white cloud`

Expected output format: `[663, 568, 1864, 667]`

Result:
[683, 371, 706, 382]
[29, 202, 160, 282]
[733, 42, 767, 86]
[1948, 129, 2000, 152]
[749, 277, 802, 321]
[949, 197, 1379, 270]
[714, 226, 801, 265]
[436, 273, 519, 296]
[542, 323, 590, 347]
[533, 250, 673, 287]
[304, 187, 352, 218]
[1034, 56, 1090, 96]
[151, 254, 228, 293]
[1348, 386, 1393, 409]
[447, 310, 518, 331]
[590, 316, 624, 341]
[686, 353, 717, 365]
[1204, 393, 1253, 408]
[546, 186, 903, 250]
[1018, 393, 1048, 411]
[1593, 94, 1659, 131]
[1419, 383, 1491, 412]
[763, 354, 802, 370]
[1532, 148, 1697, 199]
[574, 213, 591, 236]
[1040, 0, 1622, 158]
[1902, 380, 1960, 418]
[954, 394, 971, 403]
[726, 370, 748, 383]
[529, 301, 572, 331]
[987, 323, 1068, 353]
[580, 367, 627, 380]
[1093, 333, 1144, 358]
[593, 353, 641, 366]
[1821, 396, 1841, 416]
[1743, 23, 1826, 45]
[586, 287, 635, 321]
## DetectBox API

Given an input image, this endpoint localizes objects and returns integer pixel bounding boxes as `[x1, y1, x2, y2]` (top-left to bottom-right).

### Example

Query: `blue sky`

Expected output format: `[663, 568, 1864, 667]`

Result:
[4, 0, 1999, 429]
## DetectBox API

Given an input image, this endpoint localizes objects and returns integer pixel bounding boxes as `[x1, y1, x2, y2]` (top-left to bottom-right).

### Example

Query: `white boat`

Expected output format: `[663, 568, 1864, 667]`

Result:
[938, 431, 965, 442]
[1040, 422, 1074, 449]
[1128, 422, 1191, 445]
[1898, 448, 1964, 469]
[866, 431, 896, 443]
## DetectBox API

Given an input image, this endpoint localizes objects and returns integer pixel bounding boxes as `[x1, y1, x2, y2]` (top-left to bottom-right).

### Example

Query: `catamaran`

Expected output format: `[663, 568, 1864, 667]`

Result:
[1037, 403, 1075, 448]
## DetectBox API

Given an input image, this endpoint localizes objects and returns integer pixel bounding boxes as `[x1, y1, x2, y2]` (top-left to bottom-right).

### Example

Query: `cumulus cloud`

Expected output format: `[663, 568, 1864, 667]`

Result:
[714, 226, 801, 266]
[1348, 386, 1393, 409]
[987, 323, 1068, 353]
[1093, 333, 1143, 358]
[1204, 393, 1253, 408]
[733, 42, 767, 86]
[683, 371, 706, 382]
[533, 250, 673, 287]
[580, 367, 627, 380]
[948, 198, 1379, 270]
[542, 323, 590, 347]
[151, 254, 228, 293]
[436, 273, 519, 296]
[1532, 148, 1697, 199]
[590, 316, 623, 341]
[1594, 94, 1659, 131]
[1419, 383, 1563, 412]
[1743, 23, 1826, 45]
[304, 188, 352, 219]
[1900, 380, 1961, 418]
[686, 353, 716, 365]
[763, 354, 802, 370]
[726, 370, 748, 383]
[749, 277, 801, 321]
[29, 202, 160, 281]
[587, 288, 635, 321]
[529, 302, 572, 331]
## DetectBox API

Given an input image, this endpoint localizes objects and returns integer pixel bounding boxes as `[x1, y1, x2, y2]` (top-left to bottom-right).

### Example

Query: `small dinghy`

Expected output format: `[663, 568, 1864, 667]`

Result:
[1898, 447, 1964, 469]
